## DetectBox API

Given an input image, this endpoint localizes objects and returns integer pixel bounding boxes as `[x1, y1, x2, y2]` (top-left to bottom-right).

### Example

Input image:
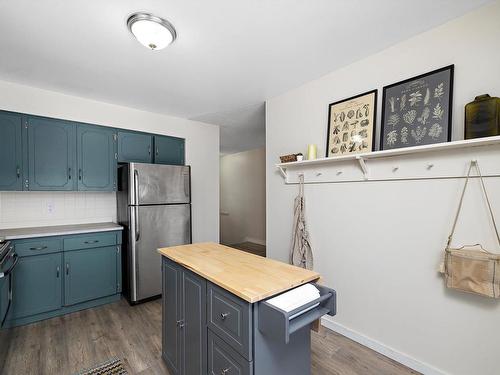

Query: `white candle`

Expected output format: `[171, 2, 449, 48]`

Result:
[307, 144, 317, 160]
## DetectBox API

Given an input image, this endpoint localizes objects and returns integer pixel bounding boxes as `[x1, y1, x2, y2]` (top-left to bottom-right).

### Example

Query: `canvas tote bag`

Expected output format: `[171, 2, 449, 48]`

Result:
[442, 160, 500, 298]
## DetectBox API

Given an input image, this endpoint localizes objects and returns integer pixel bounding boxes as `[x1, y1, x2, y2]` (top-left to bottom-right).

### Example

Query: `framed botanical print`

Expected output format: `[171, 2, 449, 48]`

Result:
[380, 65, 454, 150]
[326, 89, 377, 157]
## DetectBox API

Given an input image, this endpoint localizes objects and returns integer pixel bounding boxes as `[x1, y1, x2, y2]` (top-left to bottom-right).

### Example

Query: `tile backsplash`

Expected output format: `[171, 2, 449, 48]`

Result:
[0, 191, 117, 229]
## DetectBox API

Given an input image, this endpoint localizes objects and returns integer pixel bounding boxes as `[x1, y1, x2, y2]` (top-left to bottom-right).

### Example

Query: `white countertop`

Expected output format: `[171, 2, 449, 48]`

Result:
[0, 222, 123, 240]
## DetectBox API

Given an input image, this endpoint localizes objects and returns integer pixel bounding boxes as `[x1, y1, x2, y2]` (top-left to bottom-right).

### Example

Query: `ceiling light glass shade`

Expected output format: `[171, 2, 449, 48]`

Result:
[127, 13, 176, 50]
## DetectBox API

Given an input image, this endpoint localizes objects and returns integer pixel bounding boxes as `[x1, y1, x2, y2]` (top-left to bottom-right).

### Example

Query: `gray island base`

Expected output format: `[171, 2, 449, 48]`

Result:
[161, 253, 336, 375]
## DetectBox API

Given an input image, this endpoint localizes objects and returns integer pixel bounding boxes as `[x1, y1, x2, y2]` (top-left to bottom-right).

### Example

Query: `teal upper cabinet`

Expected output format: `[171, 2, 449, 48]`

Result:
[1, 110, 186, 192]
[77, 124, 116, 191]
[27, 116, 76, 191]
[154, 135, 185, 165]
[0, 112, 23, 191]
[11, 253, 63, 320]
[117, 131, 152, 163]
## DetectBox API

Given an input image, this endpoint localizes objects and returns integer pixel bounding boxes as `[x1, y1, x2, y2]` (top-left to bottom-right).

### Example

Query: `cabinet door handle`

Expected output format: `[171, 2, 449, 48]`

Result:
[156, 148, 159, 156]
[78, 169, 82, 181]
[56, 266, 60, 278]
[68, 167, 71, 180]
[84, 240, 99, 244]
[176, 320, 184, 328]
[66, 263, 70, 275]
[221, 368, 230, 375]
[16, 166, 21, 179]
[148, 145, 151, 155]
[29, 246, 48, 251]
[220, 312, 230, 320]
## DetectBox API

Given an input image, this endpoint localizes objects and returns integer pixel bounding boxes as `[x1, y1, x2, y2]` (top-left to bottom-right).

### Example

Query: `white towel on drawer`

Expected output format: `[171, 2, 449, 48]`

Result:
[266, 283, 320, 313]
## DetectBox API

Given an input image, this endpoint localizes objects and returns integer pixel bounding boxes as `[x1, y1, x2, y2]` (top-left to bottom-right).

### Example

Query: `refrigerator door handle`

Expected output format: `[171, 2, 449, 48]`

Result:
[135, 206, 140, 242]
[133, 169, 140, 206]
[184, 172, 190, 198]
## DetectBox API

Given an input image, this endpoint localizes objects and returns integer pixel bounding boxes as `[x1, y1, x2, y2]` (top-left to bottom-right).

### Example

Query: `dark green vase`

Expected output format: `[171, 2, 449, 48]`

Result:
[464, 94, 500, 139]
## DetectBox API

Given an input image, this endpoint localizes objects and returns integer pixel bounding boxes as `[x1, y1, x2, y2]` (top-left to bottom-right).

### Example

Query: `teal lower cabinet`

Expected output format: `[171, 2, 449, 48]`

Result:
[6, 230, 122, 328]
[10, 253, 62, 320]
[0, 274, 9, 324]
[64, 246, 118, 306]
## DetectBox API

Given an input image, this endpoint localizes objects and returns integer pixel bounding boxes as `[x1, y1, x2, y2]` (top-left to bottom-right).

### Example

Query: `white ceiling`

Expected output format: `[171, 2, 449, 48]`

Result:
[0, 0, 491, 152]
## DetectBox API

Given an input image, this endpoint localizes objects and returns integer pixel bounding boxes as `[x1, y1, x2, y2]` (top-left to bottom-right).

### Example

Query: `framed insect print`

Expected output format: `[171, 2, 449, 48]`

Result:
[326, 89, 377, 157]
[380, 65, 454, 150]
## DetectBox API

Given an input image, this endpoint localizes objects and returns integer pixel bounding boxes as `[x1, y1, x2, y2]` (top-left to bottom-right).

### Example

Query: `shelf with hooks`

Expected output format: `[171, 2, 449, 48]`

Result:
[275, 135, 500, 184]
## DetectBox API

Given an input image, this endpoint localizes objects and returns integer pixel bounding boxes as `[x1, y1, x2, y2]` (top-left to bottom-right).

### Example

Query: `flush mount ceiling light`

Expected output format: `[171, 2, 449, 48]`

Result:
[127, 12, 176, 51]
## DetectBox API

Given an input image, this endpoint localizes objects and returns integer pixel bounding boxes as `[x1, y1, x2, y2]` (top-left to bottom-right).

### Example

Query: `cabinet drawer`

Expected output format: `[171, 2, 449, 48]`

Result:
[15, 238, 62, 257]
[207, 283, 252, 360]
[63, 232, 116, 251]
[208, 330, 252, 375]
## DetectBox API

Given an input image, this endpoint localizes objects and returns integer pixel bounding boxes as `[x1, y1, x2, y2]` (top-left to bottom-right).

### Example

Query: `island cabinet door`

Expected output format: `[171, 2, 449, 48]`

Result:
[162, 259, 181, 375]
[180, 269, 207, 375]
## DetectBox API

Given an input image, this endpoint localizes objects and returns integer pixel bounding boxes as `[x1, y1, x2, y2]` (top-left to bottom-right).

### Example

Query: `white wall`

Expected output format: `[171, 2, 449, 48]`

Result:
[0, 80, 220, 243]
[266, 2, 500, 375]
[220, 147, 266, 245]
[0, 191, 116, 229]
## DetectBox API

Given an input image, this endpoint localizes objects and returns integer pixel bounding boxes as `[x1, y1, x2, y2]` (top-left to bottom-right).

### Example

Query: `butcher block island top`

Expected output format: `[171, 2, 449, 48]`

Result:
[157, 242, 320, 303]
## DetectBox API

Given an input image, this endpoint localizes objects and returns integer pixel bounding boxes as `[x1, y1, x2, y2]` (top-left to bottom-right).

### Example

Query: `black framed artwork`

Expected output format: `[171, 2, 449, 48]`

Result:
[380, 65, 454, 150]
[326, 89, 377, 157]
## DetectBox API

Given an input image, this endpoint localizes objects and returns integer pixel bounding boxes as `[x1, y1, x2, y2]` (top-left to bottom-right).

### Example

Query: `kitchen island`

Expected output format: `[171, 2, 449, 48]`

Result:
[158, 242, 336, 375]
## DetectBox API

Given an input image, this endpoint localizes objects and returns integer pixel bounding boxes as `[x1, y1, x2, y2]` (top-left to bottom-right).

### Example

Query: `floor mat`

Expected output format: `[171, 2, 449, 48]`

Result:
[74, 357, 127, 375]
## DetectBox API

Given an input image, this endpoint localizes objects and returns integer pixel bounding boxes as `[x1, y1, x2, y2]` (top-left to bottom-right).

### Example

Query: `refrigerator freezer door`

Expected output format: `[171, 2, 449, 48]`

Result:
[129, 163, 190, 205]
[129, 204, 191, 302]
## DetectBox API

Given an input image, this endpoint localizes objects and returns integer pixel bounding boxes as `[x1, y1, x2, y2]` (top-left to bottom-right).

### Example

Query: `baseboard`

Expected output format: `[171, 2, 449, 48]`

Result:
[243, 237, 266, 246]
[321, 316, 447, 375]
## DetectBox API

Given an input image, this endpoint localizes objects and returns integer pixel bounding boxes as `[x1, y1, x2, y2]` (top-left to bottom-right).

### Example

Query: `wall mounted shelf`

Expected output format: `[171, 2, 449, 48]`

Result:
[275, 135, 500, 184]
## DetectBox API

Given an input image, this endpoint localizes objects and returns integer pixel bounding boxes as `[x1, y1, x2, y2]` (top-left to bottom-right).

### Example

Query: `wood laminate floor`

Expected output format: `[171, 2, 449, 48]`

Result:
[1, 298, 418, 375]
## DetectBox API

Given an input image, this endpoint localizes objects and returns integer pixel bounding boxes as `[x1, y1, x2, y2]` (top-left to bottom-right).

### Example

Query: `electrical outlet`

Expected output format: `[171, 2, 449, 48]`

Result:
[47, 201, 55, 214]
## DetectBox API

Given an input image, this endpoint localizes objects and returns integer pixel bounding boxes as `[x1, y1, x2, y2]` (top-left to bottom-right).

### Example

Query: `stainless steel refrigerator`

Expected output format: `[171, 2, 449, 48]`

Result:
[117, 163, 191, 304]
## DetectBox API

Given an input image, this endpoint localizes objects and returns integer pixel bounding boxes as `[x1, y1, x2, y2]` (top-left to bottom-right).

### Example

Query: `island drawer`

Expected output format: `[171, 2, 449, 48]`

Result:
[207, 282, 253, 360]
[63, 232, 117, 251]
[15, 238, 62, 257]
[258, 283, 337, 344]
[208, 330, 253, 375]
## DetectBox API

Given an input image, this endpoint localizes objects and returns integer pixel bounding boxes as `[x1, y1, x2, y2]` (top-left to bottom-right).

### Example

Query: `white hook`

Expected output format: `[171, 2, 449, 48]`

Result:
[427, 164, 434, 170]
[336, 171, 343, 176]
[392, 167, 399, 172]
[316, 172, 322, 177]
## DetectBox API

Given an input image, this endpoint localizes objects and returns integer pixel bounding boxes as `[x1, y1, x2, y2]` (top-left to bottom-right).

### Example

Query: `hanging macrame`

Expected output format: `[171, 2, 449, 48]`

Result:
[290, 175, 314, 270]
